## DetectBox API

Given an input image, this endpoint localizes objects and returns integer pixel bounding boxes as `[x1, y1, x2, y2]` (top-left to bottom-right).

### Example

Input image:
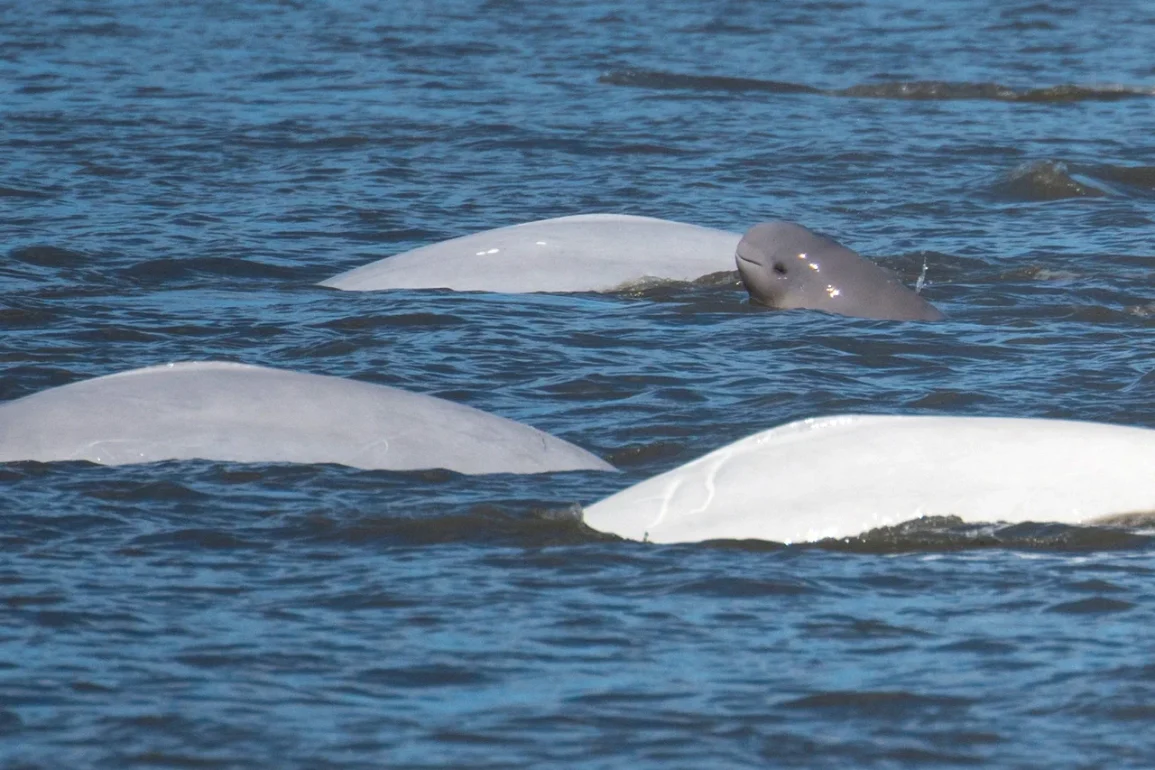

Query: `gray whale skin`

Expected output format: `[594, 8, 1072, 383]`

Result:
[736, 221, 944, 321]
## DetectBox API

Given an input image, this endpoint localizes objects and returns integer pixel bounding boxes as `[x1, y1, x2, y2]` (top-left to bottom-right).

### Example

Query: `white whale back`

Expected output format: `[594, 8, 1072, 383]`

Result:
[582, 415, 1155, 544]
[320, 214, 742, 293]
[0, 362, 615, 475]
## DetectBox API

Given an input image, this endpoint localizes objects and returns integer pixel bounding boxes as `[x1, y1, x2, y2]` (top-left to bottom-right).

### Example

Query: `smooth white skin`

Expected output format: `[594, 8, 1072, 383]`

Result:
[582, 415, 1155, 544]
[0, 362, 615, 474]
[320, 214, 742, 293]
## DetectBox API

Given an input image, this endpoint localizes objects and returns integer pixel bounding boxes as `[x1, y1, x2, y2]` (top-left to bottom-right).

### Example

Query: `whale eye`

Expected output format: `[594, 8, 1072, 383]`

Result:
[773, 262, 788, 275]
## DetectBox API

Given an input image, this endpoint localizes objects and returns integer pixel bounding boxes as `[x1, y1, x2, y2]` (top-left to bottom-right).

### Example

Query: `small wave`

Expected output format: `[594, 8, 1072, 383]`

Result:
[839, 81, 1152, 102]
[781, 690, 973, 714]
[605, 440, 688, 469]
[355, 664, 493, 688]
[287, 507, 612, 548]
[319, 312, 468, 331]
[115, 256, 300, 286]
[1070, 163, 1155, 199]
[642, 515, 1155, 553]
[813, 516, 1155, 554]
[992, 159, 1109, 201]
[128, 528, 269, 550]
[1124, 303, 1155, 320]
[0, 709, 23, 737]
[1087, 164, 1155, 188]
[9, 245, 90, 268]
[0, 185, 51, 199]
[1046, 597, 1136, 614]
[600, 69, 1155, 103]
[669, 576, 816, 598]
[597, 70, 821, 95]
[61, 22, 143, 38]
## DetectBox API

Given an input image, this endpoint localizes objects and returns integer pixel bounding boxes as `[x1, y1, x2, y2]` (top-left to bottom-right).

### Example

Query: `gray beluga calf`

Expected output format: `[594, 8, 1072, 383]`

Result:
[320, 214, 742, 294]
[0, 362, 615, 474]
[736, 221, 944, 321]
[582, 414, 1155, 545]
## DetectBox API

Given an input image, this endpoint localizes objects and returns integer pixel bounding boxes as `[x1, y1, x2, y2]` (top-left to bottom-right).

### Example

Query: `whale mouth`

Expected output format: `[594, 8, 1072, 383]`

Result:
[735, 253, 760, 268]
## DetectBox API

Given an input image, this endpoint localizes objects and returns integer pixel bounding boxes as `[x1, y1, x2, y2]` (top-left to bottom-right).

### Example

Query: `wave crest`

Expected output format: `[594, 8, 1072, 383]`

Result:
[601, 69, 1155, 103]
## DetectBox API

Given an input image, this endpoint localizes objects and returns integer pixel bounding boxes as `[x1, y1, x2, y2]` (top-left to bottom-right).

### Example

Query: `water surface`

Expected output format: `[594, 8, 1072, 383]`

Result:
[2, 0, 1155, 767]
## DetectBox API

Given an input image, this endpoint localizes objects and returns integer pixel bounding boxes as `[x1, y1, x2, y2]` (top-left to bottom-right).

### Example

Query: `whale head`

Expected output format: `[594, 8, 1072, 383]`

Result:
[735, 221, 944, 321]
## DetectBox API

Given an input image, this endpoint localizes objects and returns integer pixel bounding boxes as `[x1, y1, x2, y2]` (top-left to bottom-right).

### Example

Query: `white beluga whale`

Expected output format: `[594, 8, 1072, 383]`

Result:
[736, 221, 944, 321]
[582, 415, 1155, 544]
[320, 213, 742, 293]
[0, 362, 615, 474]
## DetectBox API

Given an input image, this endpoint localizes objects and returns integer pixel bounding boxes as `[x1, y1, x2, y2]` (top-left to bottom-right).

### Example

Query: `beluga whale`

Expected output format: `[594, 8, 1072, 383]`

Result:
[320, 214, 742, 294]
[0, 362, 615, 474]
[736, 222, 944, 321]
[582, 414, 1155, 544]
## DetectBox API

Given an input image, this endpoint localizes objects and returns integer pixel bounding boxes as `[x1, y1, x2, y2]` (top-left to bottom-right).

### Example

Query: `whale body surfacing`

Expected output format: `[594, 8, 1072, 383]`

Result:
[736, 222, 944, 321]
[582, 415, 1155, 544]
[320, 214, 742, 294]
[0, 362, 615, 475]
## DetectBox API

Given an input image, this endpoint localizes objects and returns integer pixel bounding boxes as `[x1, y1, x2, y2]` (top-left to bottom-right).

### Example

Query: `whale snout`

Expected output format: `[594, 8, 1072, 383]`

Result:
[736, 250, 788, 275]
[735, 251, 760, 269]
[736, 236, 792, 307]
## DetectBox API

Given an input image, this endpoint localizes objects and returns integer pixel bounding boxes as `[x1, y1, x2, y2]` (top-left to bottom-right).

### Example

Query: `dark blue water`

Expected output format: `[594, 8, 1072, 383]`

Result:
[3, 1, 1155, 767]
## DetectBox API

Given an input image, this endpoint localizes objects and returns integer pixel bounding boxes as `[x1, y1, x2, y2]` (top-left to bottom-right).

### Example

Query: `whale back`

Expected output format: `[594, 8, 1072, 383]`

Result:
[321, 214, 742, 294]
[0, 362, 615, 474]
[736, 222, 944, 321]
[582, 414, 1155, 544]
